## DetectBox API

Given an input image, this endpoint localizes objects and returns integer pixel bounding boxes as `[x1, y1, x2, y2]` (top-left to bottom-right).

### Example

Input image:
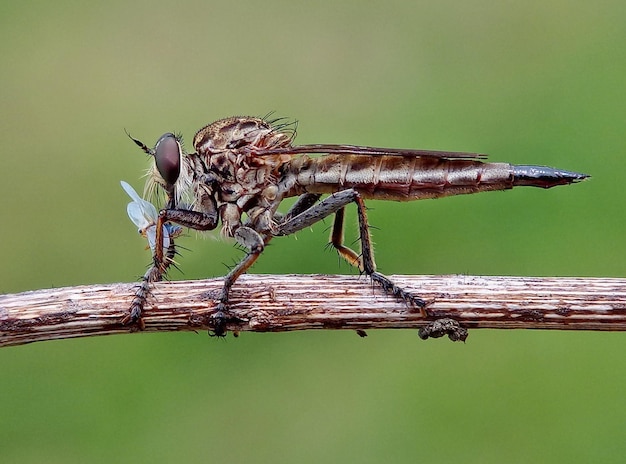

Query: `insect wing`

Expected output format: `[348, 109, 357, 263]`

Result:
[144, 224, 171, 253]
[120, 180, 144, 203]
[121, 181, 158, 228]
[250, 144, 488, 160]
[126, 201, 152, 231]
[121, 180, 171, 254]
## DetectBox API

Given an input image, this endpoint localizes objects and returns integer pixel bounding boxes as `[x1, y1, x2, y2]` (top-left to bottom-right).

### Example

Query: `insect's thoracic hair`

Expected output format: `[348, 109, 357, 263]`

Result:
[192, 116, 295, 153]
[182, 117, 297, 238]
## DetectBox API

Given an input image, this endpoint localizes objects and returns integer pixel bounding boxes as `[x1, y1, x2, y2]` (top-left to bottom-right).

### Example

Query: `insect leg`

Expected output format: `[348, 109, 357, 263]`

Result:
[277, 190, 359, 236]
[211, 227, 272, 336]
[329, 206, 362, 269]
[162, 207, 219, 231]
[352, 194, 427, 312]
[124, 233, 177, 329]
[276, 189, 427, 312]
[283, 193, 322, 222]
[124, 207, 219, 328]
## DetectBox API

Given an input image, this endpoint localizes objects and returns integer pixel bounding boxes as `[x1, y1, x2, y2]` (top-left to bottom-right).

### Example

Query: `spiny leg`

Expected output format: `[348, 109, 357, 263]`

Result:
[123, 209, 169, 328]
[329, 206, 361, 268]
[332, 194, 428, 313]
[124, 207, 218, 328]
[208, 194, 321, 336]
[211, 227, 272, 336]
[276, 189, 427, 313]
[123, 223, 177, 328]
[277, 189, 361, 236]
[328, 206, 367, 337]
[284, 193, 322, 222]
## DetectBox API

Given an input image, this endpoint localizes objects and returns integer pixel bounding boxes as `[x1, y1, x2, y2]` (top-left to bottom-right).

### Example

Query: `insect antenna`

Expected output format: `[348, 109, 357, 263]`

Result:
[125, 129, 155, 156]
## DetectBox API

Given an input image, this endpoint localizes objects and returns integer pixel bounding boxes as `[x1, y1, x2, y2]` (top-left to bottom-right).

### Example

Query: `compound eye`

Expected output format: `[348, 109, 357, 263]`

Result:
[154, 133, 181, 186]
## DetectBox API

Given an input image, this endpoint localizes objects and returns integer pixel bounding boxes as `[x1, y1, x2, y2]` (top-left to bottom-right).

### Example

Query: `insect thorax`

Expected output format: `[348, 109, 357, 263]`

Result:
[188, 116, 296, 237]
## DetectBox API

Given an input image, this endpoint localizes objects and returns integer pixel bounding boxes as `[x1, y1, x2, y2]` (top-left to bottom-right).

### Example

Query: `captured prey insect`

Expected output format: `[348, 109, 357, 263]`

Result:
[124, 116, 588, 336]
[121, 181, 183, 254]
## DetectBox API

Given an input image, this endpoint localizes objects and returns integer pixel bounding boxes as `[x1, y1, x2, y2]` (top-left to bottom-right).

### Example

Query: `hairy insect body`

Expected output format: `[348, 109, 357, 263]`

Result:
[177, 117, 294, 238]
[172, 117, 516, 239]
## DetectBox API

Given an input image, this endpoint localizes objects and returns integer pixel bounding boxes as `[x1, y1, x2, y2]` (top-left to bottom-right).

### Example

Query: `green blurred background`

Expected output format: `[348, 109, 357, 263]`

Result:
[1, 0, 624, 462]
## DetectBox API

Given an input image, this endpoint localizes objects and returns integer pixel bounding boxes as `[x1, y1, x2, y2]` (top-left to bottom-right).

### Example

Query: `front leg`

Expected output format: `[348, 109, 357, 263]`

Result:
[124, 207, 218, 328]
[123, 239, 176, 329]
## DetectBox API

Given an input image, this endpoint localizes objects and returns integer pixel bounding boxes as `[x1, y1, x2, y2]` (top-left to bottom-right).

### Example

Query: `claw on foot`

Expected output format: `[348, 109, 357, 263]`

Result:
[122, 282, 150, 330]
[208, 303, 246, 338]
[208, 309, 228, 337]
[370, 271, 431, 316]
[121, 304, 145, 330]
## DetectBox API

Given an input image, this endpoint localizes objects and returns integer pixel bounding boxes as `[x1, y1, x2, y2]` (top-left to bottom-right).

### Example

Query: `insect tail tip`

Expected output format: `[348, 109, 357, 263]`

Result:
[513, 165, 590, 188]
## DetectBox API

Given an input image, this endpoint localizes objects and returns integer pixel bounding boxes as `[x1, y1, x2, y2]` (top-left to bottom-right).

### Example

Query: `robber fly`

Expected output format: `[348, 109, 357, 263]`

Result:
[124, 116, 588, 335]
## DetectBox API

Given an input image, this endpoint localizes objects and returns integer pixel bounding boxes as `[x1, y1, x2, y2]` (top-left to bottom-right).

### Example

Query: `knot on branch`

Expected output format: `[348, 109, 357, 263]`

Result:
[418, 318, 468, 342]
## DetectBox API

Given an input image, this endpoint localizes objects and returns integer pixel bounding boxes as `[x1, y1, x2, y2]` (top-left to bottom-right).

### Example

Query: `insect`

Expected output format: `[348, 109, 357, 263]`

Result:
[124, 116, 588, 335]
[121, 180, 183, 254]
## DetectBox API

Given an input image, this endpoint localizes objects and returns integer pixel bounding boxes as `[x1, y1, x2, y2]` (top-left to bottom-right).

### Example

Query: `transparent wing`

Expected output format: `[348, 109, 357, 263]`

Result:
[126, 202, 152, 230]
[120, 180, 144, 203]
[121, 180, 175, 254]
[121, 181, 158, 226]
[144, 224, 170, 252]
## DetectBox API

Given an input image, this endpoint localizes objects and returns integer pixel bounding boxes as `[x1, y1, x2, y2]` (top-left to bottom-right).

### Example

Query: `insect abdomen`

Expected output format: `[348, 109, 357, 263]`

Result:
[294, 155, 515, 200]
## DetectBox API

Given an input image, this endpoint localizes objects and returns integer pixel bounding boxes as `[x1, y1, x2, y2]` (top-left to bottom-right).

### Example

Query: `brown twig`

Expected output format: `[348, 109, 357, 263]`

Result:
[1, 274, 625, 347]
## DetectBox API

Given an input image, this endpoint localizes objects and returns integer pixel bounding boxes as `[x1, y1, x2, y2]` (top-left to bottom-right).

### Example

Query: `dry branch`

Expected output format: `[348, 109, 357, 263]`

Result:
[1, 274, 626, 347]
